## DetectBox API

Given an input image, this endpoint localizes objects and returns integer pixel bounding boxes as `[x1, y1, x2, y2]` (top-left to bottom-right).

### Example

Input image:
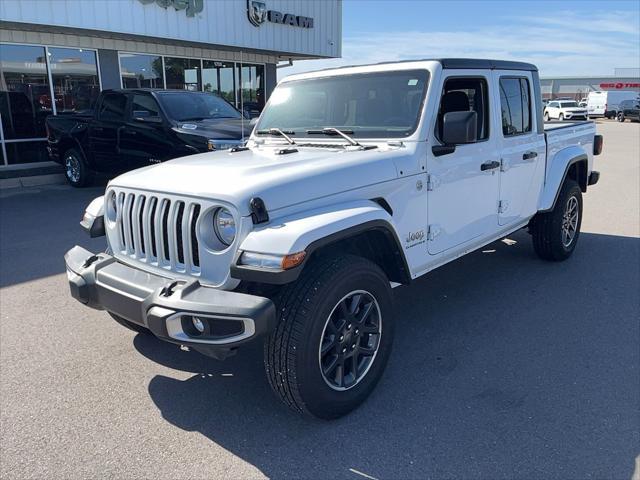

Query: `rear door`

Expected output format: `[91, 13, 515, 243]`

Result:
[493, 72, 546, 226]
[89, 92, 128, 170]
[427, 70, 501, 255]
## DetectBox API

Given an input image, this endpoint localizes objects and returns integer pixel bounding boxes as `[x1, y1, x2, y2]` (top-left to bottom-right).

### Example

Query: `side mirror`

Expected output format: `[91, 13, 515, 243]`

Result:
[441, 111, 478, 145]
[133, 111, 162, 124]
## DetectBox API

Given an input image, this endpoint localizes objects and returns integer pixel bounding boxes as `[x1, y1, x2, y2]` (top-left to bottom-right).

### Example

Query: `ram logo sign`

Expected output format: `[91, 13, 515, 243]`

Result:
[247, 0, 314, 28]
[138, 0, 204, 18]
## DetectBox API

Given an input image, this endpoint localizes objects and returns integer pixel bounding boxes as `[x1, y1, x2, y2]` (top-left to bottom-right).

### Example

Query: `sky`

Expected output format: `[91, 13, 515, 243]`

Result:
[281, 0, 640, 79]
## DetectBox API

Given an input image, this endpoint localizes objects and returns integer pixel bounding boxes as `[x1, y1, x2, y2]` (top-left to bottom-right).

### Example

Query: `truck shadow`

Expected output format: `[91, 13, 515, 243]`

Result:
[137, 230, 639, 479]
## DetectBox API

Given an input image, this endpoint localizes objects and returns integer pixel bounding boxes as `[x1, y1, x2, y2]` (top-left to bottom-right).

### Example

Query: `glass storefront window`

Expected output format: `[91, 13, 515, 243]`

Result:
[0, 43, 52, 139]
[237, 63, 265, 117]
[164, 57, 201, 91]
[202, 60, 235, 104]
[48, 47, 100, 114]
[120, 53, 163, 89]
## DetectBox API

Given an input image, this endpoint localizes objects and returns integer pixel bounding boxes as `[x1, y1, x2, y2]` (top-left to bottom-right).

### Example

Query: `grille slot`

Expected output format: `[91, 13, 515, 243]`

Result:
[114, 192, 201, 274]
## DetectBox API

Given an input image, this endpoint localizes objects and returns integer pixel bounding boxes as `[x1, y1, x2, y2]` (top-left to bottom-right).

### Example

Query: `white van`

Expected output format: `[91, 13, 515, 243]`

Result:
[587, 91, 640, 118]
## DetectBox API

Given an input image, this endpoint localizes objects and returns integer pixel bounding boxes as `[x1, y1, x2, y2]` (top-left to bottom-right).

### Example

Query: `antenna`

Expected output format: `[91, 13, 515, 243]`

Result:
[240, 50, 245, 144]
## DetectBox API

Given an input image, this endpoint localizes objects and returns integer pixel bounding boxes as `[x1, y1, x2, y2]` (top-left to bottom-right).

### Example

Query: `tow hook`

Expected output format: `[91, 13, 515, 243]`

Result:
[160, 280, 181, 297]
[83, 254, 101, 268]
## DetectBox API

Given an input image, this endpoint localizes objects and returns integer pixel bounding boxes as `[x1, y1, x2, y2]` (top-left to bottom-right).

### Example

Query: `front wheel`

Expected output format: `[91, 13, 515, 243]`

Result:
[617, 113, 626, 122]
[530, 180, 583, 261]
[63, 148, 94, 188]
[264, 255, 394, 419]
[559, 113, 565, 121]
[543, 112, 550, 122]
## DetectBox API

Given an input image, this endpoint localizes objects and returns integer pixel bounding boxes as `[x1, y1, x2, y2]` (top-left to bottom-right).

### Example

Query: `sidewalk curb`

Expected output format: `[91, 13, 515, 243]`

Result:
[0, 174, 66, 190]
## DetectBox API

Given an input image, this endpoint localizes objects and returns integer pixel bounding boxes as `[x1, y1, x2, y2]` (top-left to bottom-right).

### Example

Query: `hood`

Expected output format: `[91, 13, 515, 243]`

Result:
[562, 107, 587, 113]
[110, 144, 410, 216]
[174, 117, 254, 140]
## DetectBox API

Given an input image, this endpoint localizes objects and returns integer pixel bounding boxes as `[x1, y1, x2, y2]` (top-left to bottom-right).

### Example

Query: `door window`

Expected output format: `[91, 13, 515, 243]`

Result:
[437, 77, 490, 141]
[131, 94, 161, 119]
[98, 92, 127, 121]
[500, 78, 532, 136]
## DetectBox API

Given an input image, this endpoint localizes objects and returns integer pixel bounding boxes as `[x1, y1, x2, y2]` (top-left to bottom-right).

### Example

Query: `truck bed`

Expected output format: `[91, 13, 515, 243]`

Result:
[544, 120, 597, 180]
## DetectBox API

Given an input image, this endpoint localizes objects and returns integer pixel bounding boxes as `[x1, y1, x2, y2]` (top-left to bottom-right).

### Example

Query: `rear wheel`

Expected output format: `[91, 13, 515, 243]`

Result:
[63, 148, 94, 188]
[108, 312, 151, 334]
[530, 179, 583, 261]
[617, 112, 626, 122]
[264, 255, 394, 419]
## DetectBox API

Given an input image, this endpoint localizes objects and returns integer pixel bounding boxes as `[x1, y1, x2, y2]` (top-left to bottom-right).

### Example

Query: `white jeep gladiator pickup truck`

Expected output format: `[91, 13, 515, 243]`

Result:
[66, 58, 603, 419]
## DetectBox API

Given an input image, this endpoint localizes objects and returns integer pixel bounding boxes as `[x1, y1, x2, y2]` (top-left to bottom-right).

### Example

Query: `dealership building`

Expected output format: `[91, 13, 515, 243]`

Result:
[0, 0, 342, 168]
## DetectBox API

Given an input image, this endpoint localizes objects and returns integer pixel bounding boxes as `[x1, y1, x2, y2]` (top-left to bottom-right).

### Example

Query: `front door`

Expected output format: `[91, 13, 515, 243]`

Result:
[427, 71, 501, 255]
[89, 91, 128, 171]
[494, 72, 546, 226]
[120, 93, 173, 170]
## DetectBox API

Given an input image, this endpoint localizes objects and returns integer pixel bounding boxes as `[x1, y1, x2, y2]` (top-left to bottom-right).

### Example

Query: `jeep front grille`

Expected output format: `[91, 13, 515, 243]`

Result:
[115, 192, 201, 273]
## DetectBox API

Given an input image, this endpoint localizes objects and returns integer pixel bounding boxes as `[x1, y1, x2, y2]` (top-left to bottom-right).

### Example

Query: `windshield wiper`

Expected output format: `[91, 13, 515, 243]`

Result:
[256, 127, 296, 145]
[306, 127, 360, 147]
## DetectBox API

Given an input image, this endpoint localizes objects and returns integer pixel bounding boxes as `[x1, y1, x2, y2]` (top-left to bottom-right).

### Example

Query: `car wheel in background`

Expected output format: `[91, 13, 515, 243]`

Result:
[63, 148, 94, 188]
[544, 112, 550, 122]
[617, 113, 626, 122]
[559, 113, 564, 121]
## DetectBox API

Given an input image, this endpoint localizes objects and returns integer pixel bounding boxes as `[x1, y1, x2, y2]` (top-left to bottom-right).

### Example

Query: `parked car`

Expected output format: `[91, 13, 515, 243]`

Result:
[616, 99, 640, 122]
[587, 90, 639, 119]
[544, 100, 588, 121]
[66, 58, 602, 419]
[46, 89, 253, 187]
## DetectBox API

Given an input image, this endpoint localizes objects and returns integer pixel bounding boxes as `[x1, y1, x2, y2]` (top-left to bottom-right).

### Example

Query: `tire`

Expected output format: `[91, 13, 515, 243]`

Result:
[264, 254, 394, 420]
[543, 112, 550, 122]
[63, 148, 94, 188]
[108, 312, 152, 334]
[559, 113, 564, 121]
[530, 179, 583, 261]
[617, 113, 625, 122]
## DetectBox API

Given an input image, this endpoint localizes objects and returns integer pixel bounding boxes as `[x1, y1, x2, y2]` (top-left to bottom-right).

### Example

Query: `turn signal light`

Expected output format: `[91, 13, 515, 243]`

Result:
[281, 251, 306, 270]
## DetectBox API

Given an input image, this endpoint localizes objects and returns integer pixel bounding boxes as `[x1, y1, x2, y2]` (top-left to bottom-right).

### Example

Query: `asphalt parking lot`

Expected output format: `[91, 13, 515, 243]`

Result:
[1, 120, 638, 479]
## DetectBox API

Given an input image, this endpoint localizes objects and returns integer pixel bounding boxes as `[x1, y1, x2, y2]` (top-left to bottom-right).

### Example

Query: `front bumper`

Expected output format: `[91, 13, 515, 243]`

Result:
[64, 246, 276, 359]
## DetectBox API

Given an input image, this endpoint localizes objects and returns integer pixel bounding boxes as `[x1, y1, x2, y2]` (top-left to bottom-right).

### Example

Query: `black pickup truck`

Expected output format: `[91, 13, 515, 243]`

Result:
[46, 89, 253, 187]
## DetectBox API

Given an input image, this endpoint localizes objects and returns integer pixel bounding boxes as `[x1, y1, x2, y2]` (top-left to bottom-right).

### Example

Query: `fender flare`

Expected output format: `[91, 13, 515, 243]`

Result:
[538, 148, 588, 212]
[230, 200, 410, 285]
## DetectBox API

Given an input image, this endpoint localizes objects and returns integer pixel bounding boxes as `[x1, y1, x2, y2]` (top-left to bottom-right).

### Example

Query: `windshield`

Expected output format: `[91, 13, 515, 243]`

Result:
[157, 92, 241, 121]
[256, 70, 429, 139]
[560, 101, 578, 108]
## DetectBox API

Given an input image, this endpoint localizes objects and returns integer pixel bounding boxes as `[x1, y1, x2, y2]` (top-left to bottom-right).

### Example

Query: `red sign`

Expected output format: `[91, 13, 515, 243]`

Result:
[599, 82, 640, 89]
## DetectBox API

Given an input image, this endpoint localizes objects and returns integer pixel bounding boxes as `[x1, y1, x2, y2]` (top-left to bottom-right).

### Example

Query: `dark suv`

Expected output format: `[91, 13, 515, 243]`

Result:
[617, 99, 640, 123]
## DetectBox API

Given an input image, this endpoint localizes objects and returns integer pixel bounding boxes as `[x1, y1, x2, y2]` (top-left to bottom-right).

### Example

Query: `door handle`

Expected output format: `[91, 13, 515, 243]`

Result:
[523, 151, 538, 160]
[481, 160, 500, 171]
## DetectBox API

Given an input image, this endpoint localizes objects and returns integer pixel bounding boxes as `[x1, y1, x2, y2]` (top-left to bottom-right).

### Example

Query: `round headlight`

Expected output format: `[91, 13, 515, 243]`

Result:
[214, 208, 236, 246]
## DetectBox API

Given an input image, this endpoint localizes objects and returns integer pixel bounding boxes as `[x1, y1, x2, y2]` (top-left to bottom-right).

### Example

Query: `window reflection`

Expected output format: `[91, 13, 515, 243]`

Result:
[120, 53, 164, 89]
[164, 57, 201, 91]
[48, 47, 100, 114]
[0, 44, 51, 139]
[237, 63, 265, 117]
[202, 60, 235, 104]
